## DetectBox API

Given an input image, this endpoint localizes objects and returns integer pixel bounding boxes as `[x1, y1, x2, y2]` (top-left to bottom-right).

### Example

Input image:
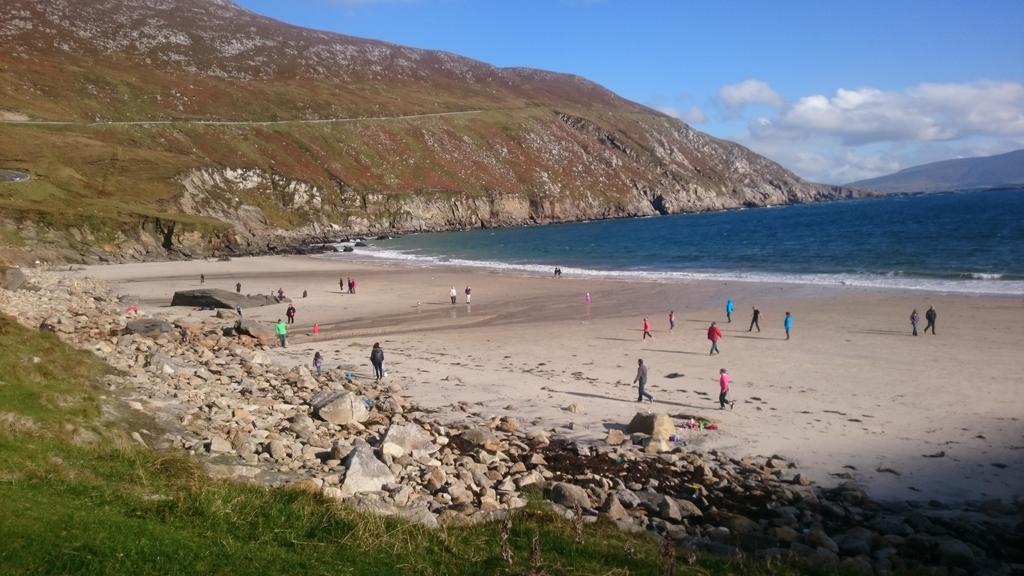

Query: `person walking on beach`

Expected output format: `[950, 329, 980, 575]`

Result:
[450, 286, 458, 305]
[200, 274, 205, 285]
[924, 306, 937, 335]
[726, 299, 734, 323]
[464, 286, 472, 304]
[634, 358, 653, 403]
[748, 306, 761, 332]
[708, 321, 723, 355]
[668, 310, 676, 332]
[277, 288, 285, 301]
[235, 304, 242, 317]
[286, 305, 297, 325]
[313, 351, 323, 376]
[784, 312, 793, 340]
[910, 309, 920, 336]
[275, 319, 287, 348]
[719, 368, 735, 410]
[235, 282, 242, 294]
[370, 342, 385, 381]
[642, 317, 654, 340]
[339, 277, 345, 293]
[350, 278, 356, 294]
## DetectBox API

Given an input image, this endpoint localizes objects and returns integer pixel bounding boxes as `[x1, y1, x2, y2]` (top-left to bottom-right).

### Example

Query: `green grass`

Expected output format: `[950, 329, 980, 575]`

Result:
[0, 315, 850, 575]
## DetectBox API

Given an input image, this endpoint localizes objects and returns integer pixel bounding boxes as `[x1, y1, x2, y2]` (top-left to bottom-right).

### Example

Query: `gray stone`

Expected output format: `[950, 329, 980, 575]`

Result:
[548, 482, 591, 509]
[459, 427, 500, 451]
[657, 495, 683, 521]
[381, 423, 437, 459]
[124, 318, 175, 337]
[340, 443, 395, 497]
[626, 412, 674, 440]
[601, 494, 629, 521]
[836, 526, 874, 556]
[207, 436, 232, 453]
[0, 267, 29, 291]
[267, 440, 288, 460]
[605, 429, 627, 445]
[314, 392, 369, 426]
[171, 288, 281, 310]
[234, 319, 276, 345]
[937, 537, 974, 568]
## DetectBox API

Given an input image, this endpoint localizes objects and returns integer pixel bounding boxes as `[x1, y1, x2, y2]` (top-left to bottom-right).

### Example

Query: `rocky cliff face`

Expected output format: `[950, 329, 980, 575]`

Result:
[0, 0, 860, 263]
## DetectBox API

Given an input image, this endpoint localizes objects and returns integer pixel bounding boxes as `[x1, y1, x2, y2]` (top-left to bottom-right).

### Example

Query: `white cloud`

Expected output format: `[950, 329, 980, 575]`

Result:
[657, 105, 706, 124]
[725, 80, 1024, 183]
[752, 81, 1024, 146]
[718, 79, 784, 109]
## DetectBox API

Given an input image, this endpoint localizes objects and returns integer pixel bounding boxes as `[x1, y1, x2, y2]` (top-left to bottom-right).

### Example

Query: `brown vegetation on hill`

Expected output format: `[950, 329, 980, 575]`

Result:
[0, 0, 858, 263]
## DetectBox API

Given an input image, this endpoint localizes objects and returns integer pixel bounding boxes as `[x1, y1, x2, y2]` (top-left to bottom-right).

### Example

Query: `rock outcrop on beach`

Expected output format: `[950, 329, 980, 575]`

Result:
[0, 0, 860, 264]
[2, 269, 1021, 574]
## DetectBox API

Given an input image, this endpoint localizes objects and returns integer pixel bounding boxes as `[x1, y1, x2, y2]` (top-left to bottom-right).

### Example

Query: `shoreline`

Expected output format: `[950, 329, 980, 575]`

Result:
[79, 254, 1024, 504]
[330, 247, 1024, 297]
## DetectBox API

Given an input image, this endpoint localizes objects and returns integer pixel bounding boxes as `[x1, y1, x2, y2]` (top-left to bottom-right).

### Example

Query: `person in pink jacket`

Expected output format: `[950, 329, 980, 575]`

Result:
[707, 321, 723, 355]
[642, 317, 653, 340]
[719, 368, 735, 410]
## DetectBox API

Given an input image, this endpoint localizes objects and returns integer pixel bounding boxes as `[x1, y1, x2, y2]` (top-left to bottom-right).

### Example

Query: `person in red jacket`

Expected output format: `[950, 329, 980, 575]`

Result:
[707, 321, 723, 355]
[642, 317, 653, 340]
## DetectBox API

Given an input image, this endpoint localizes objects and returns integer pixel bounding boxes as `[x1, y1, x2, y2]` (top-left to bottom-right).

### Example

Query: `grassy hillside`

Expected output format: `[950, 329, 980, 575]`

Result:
[0, 314, 850, 575]
[0, 0, 855, 264]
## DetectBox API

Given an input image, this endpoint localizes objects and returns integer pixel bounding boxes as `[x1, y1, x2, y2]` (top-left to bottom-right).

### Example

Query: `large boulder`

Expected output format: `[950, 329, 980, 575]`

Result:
[548, 482, 591, 509]
[380, 423, 437, 459]
[171, 288, 283, 309]
[626, 412, 675, 440]
[459, 427, 501, 452]
[340, 443, 395, 497]
[312, 391, 369, 425]
[0, 267, 28, 291]
[124, 318, 175, 337]
[234, 319, 276, 345]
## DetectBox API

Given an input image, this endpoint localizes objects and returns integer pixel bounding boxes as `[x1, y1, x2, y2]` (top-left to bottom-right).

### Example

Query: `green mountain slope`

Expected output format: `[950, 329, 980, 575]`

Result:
[0, 0, 857, 263]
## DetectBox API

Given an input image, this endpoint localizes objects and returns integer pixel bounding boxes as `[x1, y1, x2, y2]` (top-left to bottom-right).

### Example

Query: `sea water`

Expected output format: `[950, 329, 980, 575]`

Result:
[340, 188, 1024, 295]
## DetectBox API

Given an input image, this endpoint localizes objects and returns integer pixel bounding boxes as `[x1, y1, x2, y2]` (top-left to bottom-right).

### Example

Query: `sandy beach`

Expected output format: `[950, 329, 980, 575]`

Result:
[81, 254, 1024, 502]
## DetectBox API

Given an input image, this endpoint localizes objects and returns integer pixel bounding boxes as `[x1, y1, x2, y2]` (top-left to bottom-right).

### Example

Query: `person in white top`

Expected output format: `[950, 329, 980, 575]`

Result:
[449, 286, 457, 305]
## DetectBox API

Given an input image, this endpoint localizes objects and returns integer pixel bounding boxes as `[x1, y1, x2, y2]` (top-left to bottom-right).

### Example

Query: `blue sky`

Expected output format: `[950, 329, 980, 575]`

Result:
[235, 0, 1024, 184]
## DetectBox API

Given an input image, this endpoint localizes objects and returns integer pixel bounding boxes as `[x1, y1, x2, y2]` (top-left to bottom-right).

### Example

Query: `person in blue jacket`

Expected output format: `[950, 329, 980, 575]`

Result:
[784, 312, 793, 340]
[726, 299, 734, 323]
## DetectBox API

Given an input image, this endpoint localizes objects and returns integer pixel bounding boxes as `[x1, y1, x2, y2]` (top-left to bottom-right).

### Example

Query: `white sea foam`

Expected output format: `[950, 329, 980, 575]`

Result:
[322, 245, 1024, 296]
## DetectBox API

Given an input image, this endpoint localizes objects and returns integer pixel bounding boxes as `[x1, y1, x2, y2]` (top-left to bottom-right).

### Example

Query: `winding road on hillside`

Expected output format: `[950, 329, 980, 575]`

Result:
[0, 109, 485, 128]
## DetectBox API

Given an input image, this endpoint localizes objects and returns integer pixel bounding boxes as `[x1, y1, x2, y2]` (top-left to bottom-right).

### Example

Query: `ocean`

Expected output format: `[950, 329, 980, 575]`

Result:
[341, 188, 1024, 295]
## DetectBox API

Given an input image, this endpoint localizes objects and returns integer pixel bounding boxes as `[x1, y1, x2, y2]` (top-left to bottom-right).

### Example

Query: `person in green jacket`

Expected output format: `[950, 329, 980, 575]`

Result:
[275, 318, 287, 347]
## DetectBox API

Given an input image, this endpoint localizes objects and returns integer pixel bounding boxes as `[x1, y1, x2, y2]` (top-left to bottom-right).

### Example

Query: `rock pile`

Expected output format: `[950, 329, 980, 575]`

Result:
[2, 270, 1021, 574]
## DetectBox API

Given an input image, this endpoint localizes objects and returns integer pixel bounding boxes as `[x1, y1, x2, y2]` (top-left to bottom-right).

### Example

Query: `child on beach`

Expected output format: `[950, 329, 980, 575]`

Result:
[910, 309, 919, 336]
[313, 351, 323, 375]
[784, 312, 792, 340]
[707, 321, 723, 355]
[642, 317, 653, 340]
[726, 299, 734, 323]
[719, 368, 735, 410]
[668, 310, 676, 331]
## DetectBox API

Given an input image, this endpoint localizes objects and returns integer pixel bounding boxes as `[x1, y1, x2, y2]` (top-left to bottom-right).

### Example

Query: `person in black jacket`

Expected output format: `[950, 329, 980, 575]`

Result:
[924, 306, 937, 335]
[370, 342, 385, 381]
